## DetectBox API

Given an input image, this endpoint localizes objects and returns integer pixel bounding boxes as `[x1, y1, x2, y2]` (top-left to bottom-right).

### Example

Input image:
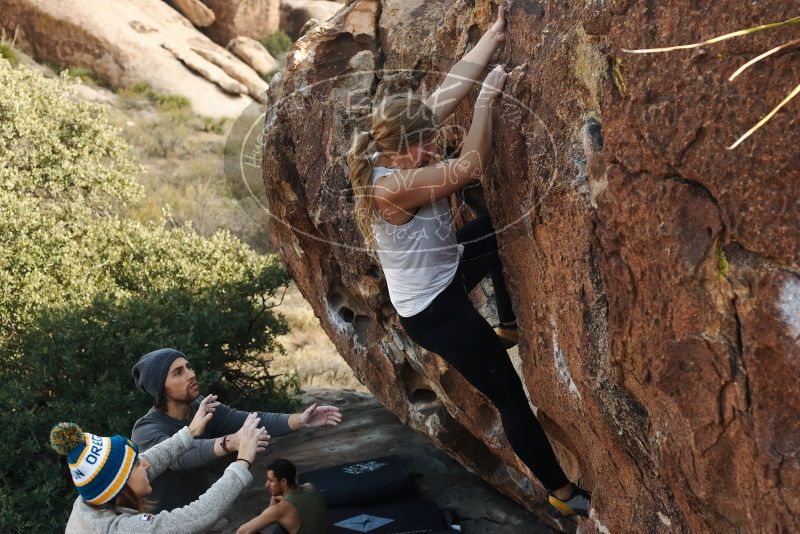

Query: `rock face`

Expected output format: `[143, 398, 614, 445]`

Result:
[262, 1, 800, 532]
[200, 0, 281, 46]
[227, 36, 279, 76]
[280, 0, 344, 40]
[166, 0, 215, 27]
[0, 0, 265, 117]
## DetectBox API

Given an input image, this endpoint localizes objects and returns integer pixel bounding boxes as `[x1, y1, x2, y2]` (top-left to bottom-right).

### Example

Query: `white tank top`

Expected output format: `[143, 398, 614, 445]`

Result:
[371, 165, 463, 317]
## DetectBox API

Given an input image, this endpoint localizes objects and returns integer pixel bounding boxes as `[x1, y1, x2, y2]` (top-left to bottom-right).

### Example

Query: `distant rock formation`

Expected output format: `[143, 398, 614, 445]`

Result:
[227, 36, 279, 77]
[0, 0, 266, 117]
[167, 0, 215, 27]
[200, 0, 281, 46]
[280, 0, 344, 40]
[261, 0, 800, 532]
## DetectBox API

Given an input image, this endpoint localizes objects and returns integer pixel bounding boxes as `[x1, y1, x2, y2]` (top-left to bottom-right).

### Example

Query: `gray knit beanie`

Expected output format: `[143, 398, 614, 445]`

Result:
[132, 348, 184, 403]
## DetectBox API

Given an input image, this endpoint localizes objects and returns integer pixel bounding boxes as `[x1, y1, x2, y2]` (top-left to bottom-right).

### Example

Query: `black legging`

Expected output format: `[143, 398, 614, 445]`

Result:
[399, 214, 570, 491]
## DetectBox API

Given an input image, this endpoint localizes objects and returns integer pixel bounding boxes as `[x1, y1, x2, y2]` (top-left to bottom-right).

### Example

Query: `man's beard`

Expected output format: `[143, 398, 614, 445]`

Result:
[186, 386, 201, 402]
[168, 387, 200, 405]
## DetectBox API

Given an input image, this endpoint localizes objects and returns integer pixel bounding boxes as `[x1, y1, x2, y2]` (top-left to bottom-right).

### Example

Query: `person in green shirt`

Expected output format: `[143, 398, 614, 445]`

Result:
[237, 458, 329, 534]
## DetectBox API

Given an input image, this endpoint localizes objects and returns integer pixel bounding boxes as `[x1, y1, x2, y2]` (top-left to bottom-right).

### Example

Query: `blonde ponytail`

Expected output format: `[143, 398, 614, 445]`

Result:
[347, 93, 436, 256]
[347, 130, 378, 255]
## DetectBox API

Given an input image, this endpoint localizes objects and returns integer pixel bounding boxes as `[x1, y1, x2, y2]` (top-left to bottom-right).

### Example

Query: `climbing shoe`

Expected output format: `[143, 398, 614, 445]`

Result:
[546, 486, 591, 519]
[495, 321, 518, 349]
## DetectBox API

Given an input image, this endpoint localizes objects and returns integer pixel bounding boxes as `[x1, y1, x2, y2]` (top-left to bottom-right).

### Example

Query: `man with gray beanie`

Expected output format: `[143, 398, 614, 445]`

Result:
[131, 348, 343, 513]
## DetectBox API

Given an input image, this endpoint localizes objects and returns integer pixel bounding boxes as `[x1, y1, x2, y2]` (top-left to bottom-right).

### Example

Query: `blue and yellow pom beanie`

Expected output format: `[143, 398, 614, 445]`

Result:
[50, 422, 138, 506]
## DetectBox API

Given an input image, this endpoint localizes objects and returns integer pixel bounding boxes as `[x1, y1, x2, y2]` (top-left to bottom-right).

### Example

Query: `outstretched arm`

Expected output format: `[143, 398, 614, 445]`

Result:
[213, 401, 341, 438]
[288, 403, 343, 430]
[112, 413, 263, 534]
[139, 427, 195, 480]
[425, 3, 506, 124]
[133, 419, 230, 471]
[209, 402, 290, 439]
[110, 463, 252, 534]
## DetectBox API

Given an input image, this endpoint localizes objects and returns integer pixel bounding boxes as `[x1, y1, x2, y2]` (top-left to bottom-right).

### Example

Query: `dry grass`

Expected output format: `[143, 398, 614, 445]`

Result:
[269, 284, 367, 391]
[102, 85, 363, 391]
[108, 100, 275, 253]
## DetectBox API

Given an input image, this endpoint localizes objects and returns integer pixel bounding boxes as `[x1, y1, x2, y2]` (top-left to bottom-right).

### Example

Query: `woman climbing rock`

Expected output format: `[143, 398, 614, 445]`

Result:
[346, 3, 591, 519]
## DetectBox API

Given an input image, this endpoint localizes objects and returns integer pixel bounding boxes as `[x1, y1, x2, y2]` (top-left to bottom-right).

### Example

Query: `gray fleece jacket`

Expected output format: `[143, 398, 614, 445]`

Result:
[65, 426, 252, 534]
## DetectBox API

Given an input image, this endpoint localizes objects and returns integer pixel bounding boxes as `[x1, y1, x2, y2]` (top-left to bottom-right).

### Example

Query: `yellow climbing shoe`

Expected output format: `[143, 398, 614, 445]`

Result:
[495, 324, 518, 349]
[546, 487, 591, 518]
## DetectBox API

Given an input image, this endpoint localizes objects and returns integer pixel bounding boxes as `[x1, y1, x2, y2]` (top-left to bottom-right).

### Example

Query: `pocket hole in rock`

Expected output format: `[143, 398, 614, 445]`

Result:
[401, 363, 439, 406]
[338, 306, 355, 323]
[409, 388, 438, 404]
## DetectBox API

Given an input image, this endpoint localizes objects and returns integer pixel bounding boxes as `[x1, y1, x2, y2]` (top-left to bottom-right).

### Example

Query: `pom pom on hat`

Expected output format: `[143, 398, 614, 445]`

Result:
[50, 422, 85, 456]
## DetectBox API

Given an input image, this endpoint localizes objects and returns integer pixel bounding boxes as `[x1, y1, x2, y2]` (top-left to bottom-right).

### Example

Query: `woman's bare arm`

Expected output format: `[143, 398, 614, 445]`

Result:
[425, 4, 506, 125]
[375, 66, 508, 217]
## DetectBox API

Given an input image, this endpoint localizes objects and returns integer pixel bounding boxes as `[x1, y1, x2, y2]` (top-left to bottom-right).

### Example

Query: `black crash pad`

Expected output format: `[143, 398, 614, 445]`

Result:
[298, 456, 416, 507]
[330, 499, 448, 533]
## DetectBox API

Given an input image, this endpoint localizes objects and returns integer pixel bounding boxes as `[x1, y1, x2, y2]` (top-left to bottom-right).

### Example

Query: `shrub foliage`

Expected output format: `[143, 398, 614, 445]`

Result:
[261, 30, 293, 58]
[0, 59, 296, 532]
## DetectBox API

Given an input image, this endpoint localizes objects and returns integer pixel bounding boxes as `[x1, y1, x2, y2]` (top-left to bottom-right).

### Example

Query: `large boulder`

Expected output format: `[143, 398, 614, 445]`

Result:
[227, 36, 279, 76]
[0, 0, 267, 117]
[280, 0, 344, 40]
[166, 0, 215, 27]
[200, 0, 281, 46]
[262, 0, 800, 532]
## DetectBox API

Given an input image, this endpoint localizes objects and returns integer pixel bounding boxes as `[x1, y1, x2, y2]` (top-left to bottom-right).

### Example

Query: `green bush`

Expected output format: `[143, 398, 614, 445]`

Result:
[261, 30, 293, 57]
[62, 66, 108, 87]
[0, 43, 15, 62]
[120, 80, 191, 112]
[153, 92, 191, 112]
[0, 58, 296, 532]
[201, 116, 228, 135]
[125, 110, 191, 158]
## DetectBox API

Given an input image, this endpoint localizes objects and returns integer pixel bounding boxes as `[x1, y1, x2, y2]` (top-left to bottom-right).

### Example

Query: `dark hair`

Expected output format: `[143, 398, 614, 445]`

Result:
[267, 458, 297, 486]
